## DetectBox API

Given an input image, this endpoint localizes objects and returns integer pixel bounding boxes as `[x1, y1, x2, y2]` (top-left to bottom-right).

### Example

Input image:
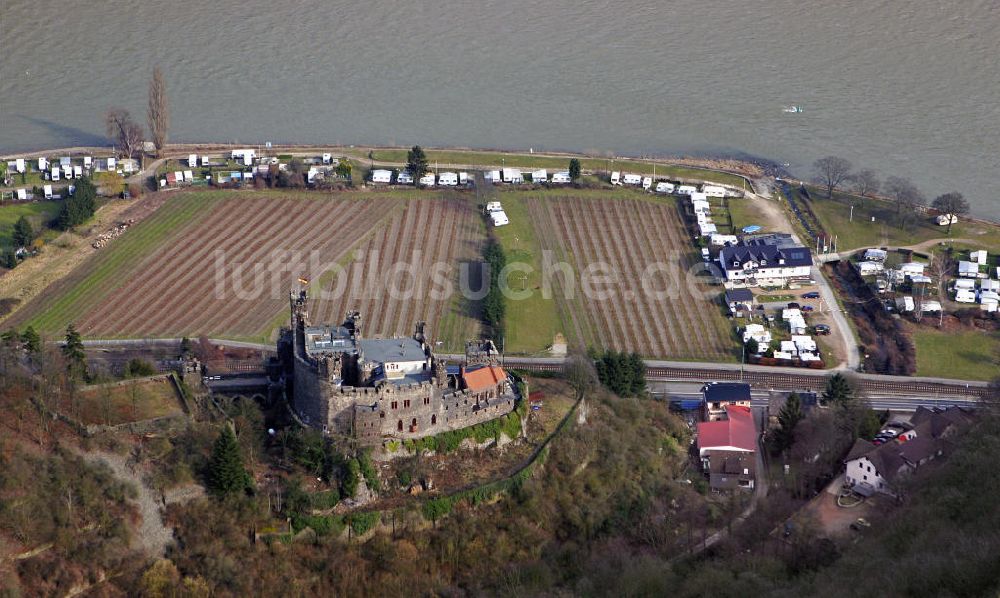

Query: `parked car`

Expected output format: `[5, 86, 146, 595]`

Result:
[802, 305, 815, 312]
[787, 302, 801, 309]
[802, 291, 820, 299]
[879, 429, 899, 438]
[814, 324, 831, 335]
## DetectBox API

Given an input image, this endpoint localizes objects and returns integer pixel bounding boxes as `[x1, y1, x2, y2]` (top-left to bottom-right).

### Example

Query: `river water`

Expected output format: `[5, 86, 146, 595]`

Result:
[2, 0, 999, 218]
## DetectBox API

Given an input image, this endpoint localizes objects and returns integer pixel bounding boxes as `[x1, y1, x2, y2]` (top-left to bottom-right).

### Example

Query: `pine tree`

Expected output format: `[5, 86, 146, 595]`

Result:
[21, 326, 41, 353]
[62, 324, 87, 379]
[207, 424, 249, 496]
[12, 216, 34, 248]
[406, 145, 429, 179]
[773, 392, 804, 452]
[822, 373, 853, 405]
[569, 158, 582, 181]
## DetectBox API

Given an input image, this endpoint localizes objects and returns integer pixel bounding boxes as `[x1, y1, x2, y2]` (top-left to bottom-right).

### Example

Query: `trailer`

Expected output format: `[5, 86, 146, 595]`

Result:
[703, 185, 726, 198]
[551, 171, 571, 184]
[188, 154, 199, 168]
[51, 166, 61, 181]
[490, 210, 510, 227]
[610, 171, 621, 185]
[641, 176, 652, 190]
[655, 181, 675, 194]
[622, 173, 642, 186]
[396, 170, 414, 185]
[370, 169, 393, 184]
[438, 172, 458, 186]
[419, 173, 436, 186]
[531, 169, 547, 183]
[501, 167, 523, 183]
[458, 172, 468, 185]
[677, 184, 697, 195]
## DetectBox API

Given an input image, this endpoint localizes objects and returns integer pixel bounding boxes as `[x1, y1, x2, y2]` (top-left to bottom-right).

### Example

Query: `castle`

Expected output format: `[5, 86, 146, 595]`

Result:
[279, 291, 518, 445]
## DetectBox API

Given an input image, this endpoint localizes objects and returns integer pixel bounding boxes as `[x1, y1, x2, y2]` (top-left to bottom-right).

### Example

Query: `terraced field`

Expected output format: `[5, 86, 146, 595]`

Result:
[525, 195, 736, 361]
[308, 195, 486, 352]
[10, 190, 400, 341]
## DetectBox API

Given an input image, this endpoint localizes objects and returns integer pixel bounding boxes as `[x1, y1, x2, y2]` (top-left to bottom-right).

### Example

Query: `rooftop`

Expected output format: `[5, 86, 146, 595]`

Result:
[360, 337, 427, 364]
[704, 382, 752, 404]
[697, 405, 756, 452]
[304, 325, 356, 355]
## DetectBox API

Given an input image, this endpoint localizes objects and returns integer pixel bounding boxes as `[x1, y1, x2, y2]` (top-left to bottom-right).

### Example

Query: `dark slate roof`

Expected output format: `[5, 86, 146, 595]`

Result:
[703, 382, 752, 404]
[719, 243, 812, 269]
[725, 288, 754, 303]
[845, 438, 876, 462]
[898, 436, 938, 464]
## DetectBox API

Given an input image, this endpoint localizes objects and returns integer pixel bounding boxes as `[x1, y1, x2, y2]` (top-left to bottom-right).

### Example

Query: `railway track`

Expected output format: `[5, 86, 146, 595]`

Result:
[504, 361, 989, 399]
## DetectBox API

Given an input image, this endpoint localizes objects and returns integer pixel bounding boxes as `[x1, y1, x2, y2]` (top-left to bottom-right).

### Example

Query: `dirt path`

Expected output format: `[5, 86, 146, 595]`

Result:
[77, 449, 203, 557]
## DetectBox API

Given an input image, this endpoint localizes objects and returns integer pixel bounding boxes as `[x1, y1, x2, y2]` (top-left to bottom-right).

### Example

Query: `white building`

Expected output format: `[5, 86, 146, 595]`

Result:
[16, 188, 27, 200]
[698, 222, 718, 236]
[14, 158, 25, 173]
[742, 324, 771, 346]
[38, 157, 48, 170]
[981, 279, 1000, 293]
[719, 241, 813, 288]
[922, 300, 942, 312]
[690, 191, 708, 203]
[231, 149, 255, 165]
[896, 296, 915, 312]
[485, 170, 502, 183]
[51, 166, 61, 181]
[655, 181, 675, 194]
[955, 289, 976, 303]
[864, 248, 888, 262]
[370, 169, 393, 184]
[43, 185, 53, 199]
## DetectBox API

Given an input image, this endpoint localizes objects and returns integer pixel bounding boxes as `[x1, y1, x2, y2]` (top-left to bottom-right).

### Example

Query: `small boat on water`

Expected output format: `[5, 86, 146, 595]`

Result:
[783, 106, 804, 113]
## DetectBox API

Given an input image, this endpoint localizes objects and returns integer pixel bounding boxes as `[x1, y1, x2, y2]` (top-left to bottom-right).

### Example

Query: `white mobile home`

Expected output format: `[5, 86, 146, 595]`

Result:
[51, 166, 61, 181]
[501, 168, 523, 184]
[677, 184, 698, 196]
[60, 157, 71, 168]
[971, 250, 988, 265]
[419, 173, 436, 187]
[856, 261, 883, 276]
[73, 165, 82, 178]
[107, 157, 116, 169]
[642, 177, 652, 190]
[551, 171, 571, 184]
[370, 169, 393, 184]
[43, 185, 53, 199]
[438, 172, 458, 186]
[485, 201, 503, 213]
[981, 279, 1000, 293]
[396, 170, 414, 185]
[690, 191, 708, 203]
[485, 170, 502, 183]
[610, 171, 621, 185]
[183, 170, 195, 182]
[622, 173, 642, 186]
[459, 172, 469, 185]
[231, 149, 255, 165]
[864, 248, 888, 262]
[896, 296, 915, 312]
[322, 153, 333, 165]
[14, 158, 25, 173]
[531, 169, 547, 183]
[655, 181, 675, 194]
[710, 234, 739, 246]
[490, 210, 510, 227]
[691, 199, 711, 214]
[958, 261, 980, 278]
[188, 154, 199, 168]
[201, 156, 210, 167]
[922, 300, 942, 312]
[16, 189, 27, 201]
[83, 156, 92, 169]
[955, 289, 976, 303]
[698, 222, 718, 236]
[954, 278, 975, 291]
[703, 185, 726, 198]
[38, 157, 48, 170]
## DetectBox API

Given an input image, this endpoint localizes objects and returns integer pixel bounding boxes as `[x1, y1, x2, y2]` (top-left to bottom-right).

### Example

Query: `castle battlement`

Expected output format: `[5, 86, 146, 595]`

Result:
[281, 294, 518, 444]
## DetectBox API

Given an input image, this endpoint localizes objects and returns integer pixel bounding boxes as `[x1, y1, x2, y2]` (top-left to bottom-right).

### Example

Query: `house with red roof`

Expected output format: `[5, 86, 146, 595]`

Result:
[696, 405, 758, 491]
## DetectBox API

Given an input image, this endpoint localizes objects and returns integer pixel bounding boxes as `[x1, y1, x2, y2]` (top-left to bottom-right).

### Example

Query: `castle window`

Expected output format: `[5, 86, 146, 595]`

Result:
[391, 401, 398, 410]
[431, 414, 437, 425]
[404, 400, 411, 408]
[380, 412, 385, 419]
[397, 420, 403, 432]
[424, 397, 430, 405]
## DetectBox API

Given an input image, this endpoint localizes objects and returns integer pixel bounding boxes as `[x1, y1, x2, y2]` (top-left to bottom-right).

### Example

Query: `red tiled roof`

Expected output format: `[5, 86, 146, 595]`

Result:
[462, 366, 507, 393]
[697, 405, 756, 452]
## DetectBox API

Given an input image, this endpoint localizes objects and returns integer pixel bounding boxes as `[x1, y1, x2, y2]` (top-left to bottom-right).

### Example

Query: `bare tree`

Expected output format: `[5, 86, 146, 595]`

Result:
[884, 176, 924, 229]
[813, 156, 853, 198]
[105, 108, 144, 161]
[853, 169, 880, 200]
[931, 192, 969, 235]
[147, 66, 170, 156]
[563, 351, 597, 401]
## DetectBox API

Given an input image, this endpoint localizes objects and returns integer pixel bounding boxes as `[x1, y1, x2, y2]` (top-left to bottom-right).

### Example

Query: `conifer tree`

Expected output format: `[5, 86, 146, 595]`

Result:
[773, 392, 804, 452]
[207, 424, 249, 496]
[822, 373, 853, 405]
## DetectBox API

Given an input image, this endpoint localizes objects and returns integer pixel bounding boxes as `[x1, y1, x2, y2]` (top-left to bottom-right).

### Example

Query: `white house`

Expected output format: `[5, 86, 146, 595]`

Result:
[898, 262, 925, 278]
[622, 173, 642, 186]
[655, 181, 675, 194]
[980, 290, 1000, 309]
[792, 334, 817, 354]
[43, 185, 53, 199]
[370, 169, 393, 184]
[396, 170, 414, 185]
[780, 340, 798, 355]
[719, 241, 813, 288]
[703, 185, 726, 198]
[742, 324, 771, 346]
[501, 168, 523, 184]
[958, 261, 980, 278]
[610, 171, 621, 185]
[971, 250, 988, 265]
[642, 176, 652, 190]
[418, 173, 436, 187]
[955, 289, 976, 303]
[677, 184, 698, 196]
[531, 169, 547, 183]
[188, 154, 199, 168]
[910, 274, 933, 285]
[551, 171, 571, 184]
[438, 172, 458, 186]
[696, 212, 712, 226]
[16, 188, 27, 200]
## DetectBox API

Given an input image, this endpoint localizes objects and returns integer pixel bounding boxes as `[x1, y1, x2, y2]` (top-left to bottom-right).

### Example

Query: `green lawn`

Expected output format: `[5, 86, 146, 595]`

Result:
[16, 193, 215, 334]
[0, 200, 61, 246]
[351, 148, 747, 188]
[912, 329, 1000, 381]
[490, 194, 562, 355]
[727, 197, 767, 232]
[76, 377, 184, 425]
[802, 185, 1000, 253]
